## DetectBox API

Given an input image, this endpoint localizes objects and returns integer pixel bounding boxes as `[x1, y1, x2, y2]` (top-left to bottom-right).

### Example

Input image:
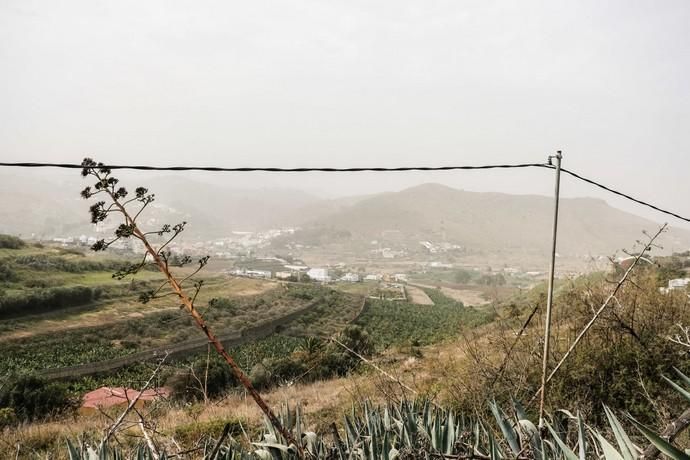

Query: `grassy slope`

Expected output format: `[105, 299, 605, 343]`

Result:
[0, 245, 361, 383]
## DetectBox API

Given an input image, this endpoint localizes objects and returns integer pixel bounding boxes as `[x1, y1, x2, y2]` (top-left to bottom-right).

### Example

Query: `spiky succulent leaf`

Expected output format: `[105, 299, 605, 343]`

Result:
[626, 415, 690, 460]
[545, 421, 579, 460]
[603, 406, 639, 460]
[490, 400, 520, 455]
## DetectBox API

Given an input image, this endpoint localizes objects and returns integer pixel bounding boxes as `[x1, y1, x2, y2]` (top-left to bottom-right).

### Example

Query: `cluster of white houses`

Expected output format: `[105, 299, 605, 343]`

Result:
[660, 277, 690, 294]
[230, 265, 346, 283]
[230, 263, 409, 284]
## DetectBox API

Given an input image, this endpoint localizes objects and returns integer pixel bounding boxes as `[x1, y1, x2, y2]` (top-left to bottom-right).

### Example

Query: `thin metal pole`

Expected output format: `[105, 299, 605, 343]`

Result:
[538, 150, 562, 428]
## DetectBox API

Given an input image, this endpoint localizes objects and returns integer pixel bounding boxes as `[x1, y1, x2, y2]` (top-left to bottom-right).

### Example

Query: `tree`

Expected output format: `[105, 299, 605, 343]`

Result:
[78, 158, 298, 450]
[454, 269, 473, 284]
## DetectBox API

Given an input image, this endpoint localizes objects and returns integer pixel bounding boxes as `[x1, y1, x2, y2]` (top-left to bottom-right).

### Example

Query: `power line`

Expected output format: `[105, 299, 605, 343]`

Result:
[0, 160, 688, 224]
[0, 161, 548, 172]
[559, 168, 690, 224]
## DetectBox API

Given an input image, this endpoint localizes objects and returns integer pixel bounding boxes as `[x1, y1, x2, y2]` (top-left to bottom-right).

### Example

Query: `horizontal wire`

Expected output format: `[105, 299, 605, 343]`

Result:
[0, 160, 688, 224]
[559, 168, 690, 224]
[0, 161, 549, 172]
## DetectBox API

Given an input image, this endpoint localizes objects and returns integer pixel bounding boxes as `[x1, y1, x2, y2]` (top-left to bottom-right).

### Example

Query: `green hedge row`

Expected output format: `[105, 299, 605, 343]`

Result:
[0, 285, 102, 317]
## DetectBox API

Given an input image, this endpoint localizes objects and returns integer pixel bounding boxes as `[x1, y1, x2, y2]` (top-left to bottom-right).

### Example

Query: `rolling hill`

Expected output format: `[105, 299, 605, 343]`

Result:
[289, 183, 690, 258]
[1, 169, 688, 259]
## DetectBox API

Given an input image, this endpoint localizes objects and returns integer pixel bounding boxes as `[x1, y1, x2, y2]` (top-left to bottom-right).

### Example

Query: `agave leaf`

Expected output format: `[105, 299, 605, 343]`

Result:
[405, 401, 417, 439]
[254, 449, 273, 460]
[592, 430, 625, 460]
[545, 421, 579, 460]
[66, 440, 81, 460]
[382, 429, 392, 460]
[577, 411, 587, 460]
[252, 442, 293, 452]
[673, 367, 690, 388]
[383, 406, 391, 431]
[603, 406, 638, 460]
[373, 429, 382, 460]
[344, 415, 358, 449]
[487, 430, 502, 460]
[303, 432, 318, 455]
[444, 411, 456, 455]
[518, 419, 542, 460]
[473, 422, 481, 453]
[512, 399, 529, 422]
[662, 375, 690, 403]
[557, 409, 577, 419]
[296, 404, 303, 443]
[263, 415, 278, 442]
[431, 411, 442, 451]
[626, 414, 690, 460]
[361, 435, 371, 459]
[402, 421, 413, 449]
[489, 401, 520, 455]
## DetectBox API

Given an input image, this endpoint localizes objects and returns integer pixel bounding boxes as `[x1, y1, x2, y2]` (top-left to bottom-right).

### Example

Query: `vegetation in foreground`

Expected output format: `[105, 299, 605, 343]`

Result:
[2, 165, 690, 457]
[59, 369, 690, 459]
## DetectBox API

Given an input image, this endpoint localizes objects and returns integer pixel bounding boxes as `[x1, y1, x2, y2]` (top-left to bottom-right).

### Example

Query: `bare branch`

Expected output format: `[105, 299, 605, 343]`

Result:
[100, 353, 168, 449]
[81, 161, 301, 454]
[530, 224, 667, 405]
[668, 323, 690, 350]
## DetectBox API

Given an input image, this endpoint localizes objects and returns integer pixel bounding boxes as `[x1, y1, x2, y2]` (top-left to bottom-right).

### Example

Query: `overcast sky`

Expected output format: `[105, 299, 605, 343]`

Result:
[1, 1, 689, 227]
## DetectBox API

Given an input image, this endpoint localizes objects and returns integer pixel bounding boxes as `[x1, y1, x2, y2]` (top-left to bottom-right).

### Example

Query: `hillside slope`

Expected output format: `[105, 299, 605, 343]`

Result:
[2, 170, 688, 258]
[0, 172, 322, 238]
[296, 183, 690, 257]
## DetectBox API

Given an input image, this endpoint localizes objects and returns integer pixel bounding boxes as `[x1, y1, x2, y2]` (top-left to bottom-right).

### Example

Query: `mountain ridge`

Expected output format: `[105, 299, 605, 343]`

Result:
[1, 171, 687, 258]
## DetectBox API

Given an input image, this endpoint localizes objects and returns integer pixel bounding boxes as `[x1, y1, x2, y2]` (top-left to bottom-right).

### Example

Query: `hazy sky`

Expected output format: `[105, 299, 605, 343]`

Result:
[1, 1, 689, 227]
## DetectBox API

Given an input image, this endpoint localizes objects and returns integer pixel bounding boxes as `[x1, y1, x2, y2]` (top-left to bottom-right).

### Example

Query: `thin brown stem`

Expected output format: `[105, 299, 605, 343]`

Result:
[95, 175, 300, 453]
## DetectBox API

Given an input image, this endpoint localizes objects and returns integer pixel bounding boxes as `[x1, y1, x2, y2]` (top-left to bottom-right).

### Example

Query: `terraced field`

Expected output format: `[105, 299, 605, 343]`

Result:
[0, 242, 364, 385]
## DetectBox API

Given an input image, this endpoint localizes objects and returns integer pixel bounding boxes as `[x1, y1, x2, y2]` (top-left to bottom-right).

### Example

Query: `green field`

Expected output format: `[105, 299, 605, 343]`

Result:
[355, 287, 494, 348]
[0, 238, 494, 394]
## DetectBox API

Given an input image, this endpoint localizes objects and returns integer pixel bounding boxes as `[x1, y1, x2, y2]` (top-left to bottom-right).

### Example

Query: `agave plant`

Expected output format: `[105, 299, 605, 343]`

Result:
[67, 369, 690, 459]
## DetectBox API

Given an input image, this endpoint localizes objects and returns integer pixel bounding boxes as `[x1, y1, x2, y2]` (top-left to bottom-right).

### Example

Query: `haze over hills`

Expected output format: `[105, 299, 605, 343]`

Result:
[292, 183, 690, 258]
[1, 172, 688, 260]
[0, 173, 324, 238]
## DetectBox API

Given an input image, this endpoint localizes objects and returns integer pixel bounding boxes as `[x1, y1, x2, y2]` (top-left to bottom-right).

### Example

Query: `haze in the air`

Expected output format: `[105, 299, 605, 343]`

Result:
[1, 0, 689, 227]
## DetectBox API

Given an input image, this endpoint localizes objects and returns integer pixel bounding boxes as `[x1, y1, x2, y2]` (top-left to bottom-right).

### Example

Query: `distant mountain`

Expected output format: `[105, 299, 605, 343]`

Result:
[0, 171, 323, 239]
[1, 171, 687, 259]
[290, 183, 690, 257]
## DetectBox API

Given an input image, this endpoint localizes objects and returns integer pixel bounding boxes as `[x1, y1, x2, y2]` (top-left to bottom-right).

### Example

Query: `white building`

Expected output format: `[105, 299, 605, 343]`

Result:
[307, 268, 330, 282]
[285, 264, 309, 272]
[246, 270, 272, 279]
[340, 273, 360, 282]
[668, 278, 690, 290]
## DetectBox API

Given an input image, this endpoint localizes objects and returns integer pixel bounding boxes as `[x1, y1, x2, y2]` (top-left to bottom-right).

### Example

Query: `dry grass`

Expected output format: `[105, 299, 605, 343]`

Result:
[404, 285, 434, 305]
[409, 282, 491, 306]
[1, 333, 494, 457]
[0, 277, 276, 342]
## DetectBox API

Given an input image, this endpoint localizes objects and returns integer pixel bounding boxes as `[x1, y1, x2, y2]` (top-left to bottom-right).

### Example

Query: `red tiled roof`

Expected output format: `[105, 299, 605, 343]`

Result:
[82, 386, 170, 409]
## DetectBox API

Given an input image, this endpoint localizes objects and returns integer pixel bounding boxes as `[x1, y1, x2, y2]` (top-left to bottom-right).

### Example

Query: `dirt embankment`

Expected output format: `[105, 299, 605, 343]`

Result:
[405, 285, 434, 305]
[410, 283, 490, 306]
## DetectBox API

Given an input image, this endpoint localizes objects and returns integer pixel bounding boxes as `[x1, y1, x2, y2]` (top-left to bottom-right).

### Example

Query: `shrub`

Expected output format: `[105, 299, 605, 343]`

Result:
[249, 363, 271, 390]
[0, 407, 17, 427]
[0, 375, 76, 421]
[0, 234, 26, 249]
[451, 270, 690, 427]
[172, 418, 243, 445]
[208, 297, 237, 314]
[0, 264, 19, 282]
[168, 356, 238, 402]
[0, 285, 102, 316]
